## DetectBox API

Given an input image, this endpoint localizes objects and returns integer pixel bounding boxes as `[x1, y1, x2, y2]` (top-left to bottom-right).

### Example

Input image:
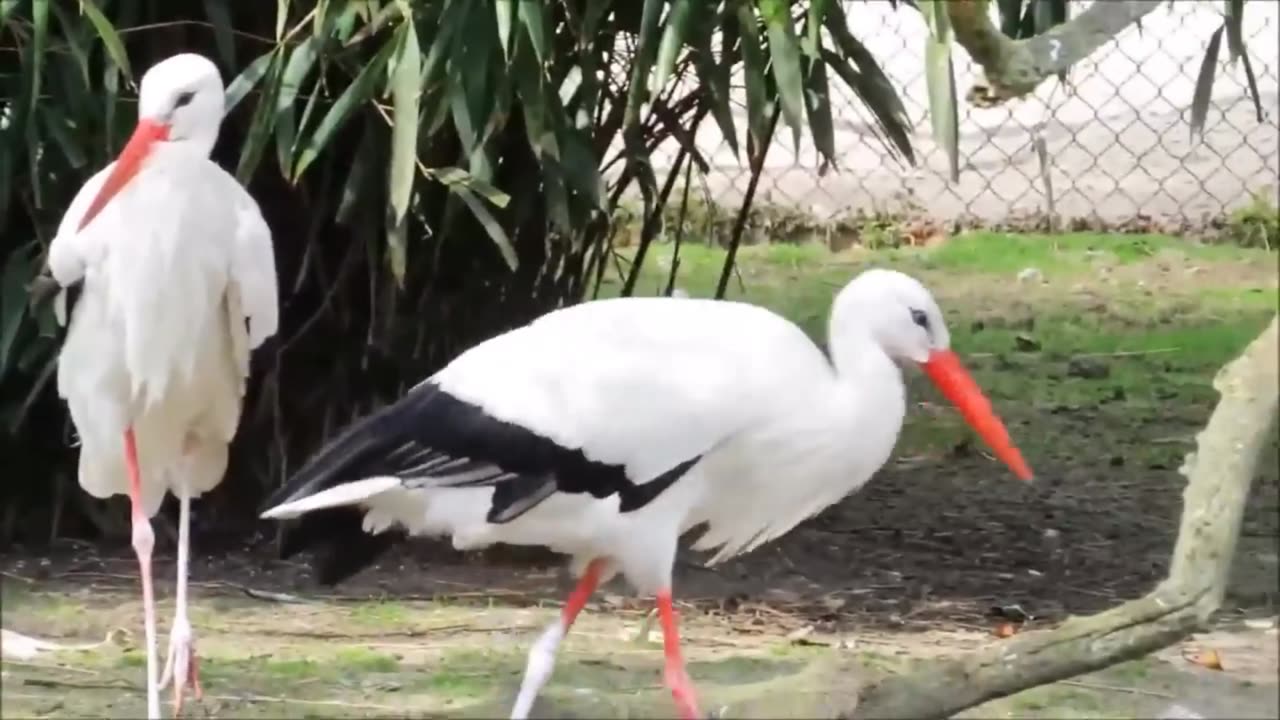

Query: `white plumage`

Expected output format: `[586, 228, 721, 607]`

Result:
[261, 269, 1031, 720]
[52, 154, 276, 514]
[46, 52, 278, 719]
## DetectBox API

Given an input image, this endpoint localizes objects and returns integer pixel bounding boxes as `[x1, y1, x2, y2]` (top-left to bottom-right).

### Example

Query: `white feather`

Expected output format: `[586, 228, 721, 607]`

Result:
[260, 477, 404, 520]
[267, 282, 927, 594]
[52, 143, 277, 517]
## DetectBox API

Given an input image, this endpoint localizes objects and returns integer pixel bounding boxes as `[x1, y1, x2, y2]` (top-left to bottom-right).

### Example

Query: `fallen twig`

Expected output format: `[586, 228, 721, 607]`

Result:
[1055, 679, 1175, 699]
[22, 677, 132, 691]
[205, 693, 404, 711]
[240, 587, 311, 604]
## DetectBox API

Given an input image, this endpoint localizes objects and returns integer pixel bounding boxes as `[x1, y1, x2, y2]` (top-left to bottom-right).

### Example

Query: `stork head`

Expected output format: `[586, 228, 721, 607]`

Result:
[830, 268, 1034, 482]
[76, 53, 225, 232]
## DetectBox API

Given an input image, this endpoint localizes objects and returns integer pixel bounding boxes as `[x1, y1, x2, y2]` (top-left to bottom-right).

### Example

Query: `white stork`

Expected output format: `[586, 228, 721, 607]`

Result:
[42, 53, 279, 718]
[259, 269, 1031, 720]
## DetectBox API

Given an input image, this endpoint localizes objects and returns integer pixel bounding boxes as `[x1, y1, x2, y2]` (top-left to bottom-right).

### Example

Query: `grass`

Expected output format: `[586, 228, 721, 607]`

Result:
[3, 230, 1277, 719]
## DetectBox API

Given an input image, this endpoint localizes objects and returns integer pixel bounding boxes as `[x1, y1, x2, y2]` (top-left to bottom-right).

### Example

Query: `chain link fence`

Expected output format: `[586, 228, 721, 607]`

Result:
[650, 1, 1280, 228]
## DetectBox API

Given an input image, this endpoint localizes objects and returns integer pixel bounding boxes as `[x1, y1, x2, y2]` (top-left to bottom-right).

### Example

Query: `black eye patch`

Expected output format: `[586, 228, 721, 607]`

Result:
[910, 308, 930, 329]
[174, 91, 195, 108]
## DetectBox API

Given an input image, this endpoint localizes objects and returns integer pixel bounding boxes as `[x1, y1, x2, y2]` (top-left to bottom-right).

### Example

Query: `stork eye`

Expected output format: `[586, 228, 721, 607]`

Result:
[910, 308, 930, 330]
[174, 91, 195, 109]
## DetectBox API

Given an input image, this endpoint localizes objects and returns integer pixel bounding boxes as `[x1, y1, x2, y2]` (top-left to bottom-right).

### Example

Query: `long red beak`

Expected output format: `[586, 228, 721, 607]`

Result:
[77, 119, 170, 232]
[921, 349, 1034, 481]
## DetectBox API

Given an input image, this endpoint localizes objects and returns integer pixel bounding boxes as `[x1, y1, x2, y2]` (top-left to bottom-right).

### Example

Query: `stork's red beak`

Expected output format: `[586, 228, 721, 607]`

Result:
[77, 119, 170, 232]
[921, 349, 1034, 481]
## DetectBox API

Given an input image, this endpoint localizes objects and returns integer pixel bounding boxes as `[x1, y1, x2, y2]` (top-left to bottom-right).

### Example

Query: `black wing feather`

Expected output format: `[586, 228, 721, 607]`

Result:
[263, 380, 702, 585]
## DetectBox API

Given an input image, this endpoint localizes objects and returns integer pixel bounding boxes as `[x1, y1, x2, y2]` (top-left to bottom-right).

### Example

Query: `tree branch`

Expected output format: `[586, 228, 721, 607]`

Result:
[841, 315, 1279, 720]
[945, 0, 1163, 106]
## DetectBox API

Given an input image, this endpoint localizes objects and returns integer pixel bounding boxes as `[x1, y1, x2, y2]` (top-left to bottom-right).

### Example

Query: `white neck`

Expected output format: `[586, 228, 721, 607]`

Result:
[825, 285, 898, 383]
[173, 127, 219, 158]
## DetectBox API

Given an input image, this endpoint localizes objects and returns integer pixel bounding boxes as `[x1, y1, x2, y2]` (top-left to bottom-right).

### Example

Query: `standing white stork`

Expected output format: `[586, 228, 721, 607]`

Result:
[41, 53, 279, 718]
[259, 269, 1031, 720]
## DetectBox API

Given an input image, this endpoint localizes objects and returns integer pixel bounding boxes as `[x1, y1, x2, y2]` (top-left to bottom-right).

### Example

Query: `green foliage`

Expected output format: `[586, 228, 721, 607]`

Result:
[1225, 190, 1280, 249]
[0, 0, 915, 541]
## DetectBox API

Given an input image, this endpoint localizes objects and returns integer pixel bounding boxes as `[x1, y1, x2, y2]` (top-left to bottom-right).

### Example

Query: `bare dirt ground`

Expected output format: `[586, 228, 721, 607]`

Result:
[3, 235, 1278, 718]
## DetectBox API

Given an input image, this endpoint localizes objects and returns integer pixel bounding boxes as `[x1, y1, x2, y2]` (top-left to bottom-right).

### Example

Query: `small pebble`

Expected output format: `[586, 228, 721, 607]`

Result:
[1067, 357, 1110, 379]
[1016, 267, 1042, 283]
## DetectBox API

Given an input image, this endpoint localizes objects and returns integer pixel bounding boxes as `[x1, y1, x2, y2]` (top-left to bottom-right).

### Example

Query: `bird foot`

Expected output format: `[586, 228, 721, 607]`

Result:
[159, 614, 202, 715]
[664, 664, 702, 720]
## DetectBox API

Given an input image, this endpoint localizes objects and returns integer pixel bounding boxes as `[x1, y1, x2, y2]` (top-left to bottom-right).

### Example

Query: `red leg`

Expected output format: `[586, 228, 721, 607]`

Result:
[510, 558, 606, 719]
[125, 429, 161, 719]
[658, 589, 701, 720]
[562, 558, 605, 627]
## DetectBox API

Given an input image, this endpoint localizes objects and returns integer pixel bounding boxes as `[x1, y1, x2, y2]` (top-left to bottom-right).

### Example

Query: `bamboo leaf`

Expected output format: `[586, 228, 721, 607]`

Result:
[202, 0, 236, 69]
[757, 0, 806, 149]
[336, 120, 377, 225]
[1190, 24, 1224, 141]
[822, 3, 913, 163]
[518, 0, 550, 66]
[1221, 0, 1262, 122]
[452, 185, 517, 271]
[225, 51, 278, 114]
[802, 55, 836, 171]
[293, 34, 399, 180]
[736, 0, 770, 153]
[924, 41, 959, 181]
[422, 167, 511, 208]
[40, 107, 88, 169]
[652, 0, 693, 93]
[920, 0, 951, 38]
[275, 37, 319, 175]
[0, 0, 19, 23]
[0, 244, 37, 378]
[805, 0, 829, 55]
[237, 50, 284, 183]
[821, 49, 913, 165]
[689, 2, 737, 157]
[276, 0, 289, 40]
[919, 0, 958, 180]
[496, 0, 516, 61]
[102, 55, 120, 159]
[49, 2, 91, 87]
[29, 0, 48, 130]
[387, 20, 422, 283]
[1224, 0, 1244, 63]
[79, 0, 132, 83]
[559, 130, 606, 212]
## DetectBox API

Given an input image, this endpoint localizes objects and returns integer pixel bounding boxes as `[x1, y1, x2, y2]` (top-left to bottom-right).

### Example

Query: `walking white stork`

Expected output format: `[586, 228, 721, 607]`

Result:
[259, 269, 1031, 720]
[41, 52, 279, 718]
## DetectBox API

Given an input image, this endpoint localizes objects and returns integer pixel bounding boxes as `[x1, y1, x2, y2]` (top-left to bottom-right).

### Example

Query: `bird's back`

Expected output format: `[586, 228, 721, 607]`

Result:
[266, 293, 844, 585]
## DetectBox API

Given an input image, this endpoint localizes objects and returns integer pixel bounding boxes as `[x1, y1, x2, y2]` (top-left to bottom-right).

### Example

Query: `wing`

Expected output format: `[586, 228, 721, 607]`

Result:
[227, 184, 279, 350]
[264, 296, 833, 524]
[43, 165, 113, 326]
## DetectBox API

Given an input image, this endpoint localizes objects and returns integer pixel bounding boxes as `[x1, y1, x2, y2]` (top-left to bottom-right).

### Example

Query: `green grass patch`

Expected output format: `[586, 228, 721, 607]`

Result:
[333, 646, 400, 672]
[347, 600, 413, 627]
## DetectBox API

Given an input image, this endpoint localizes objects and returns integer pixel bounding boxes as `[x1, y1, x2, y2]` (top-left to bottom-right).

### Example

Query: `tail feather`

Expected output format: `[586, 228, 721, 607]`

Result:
[260, 476, 402, 520]
[259, 394, 422, 584]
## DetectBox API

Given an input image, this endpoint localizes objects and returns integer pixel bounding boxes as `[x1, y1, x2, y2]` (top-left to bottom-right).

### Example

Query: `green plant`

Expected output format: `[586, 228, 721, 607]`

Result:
[1225, 189, 1279, 249]
[0, 0, 916, 542]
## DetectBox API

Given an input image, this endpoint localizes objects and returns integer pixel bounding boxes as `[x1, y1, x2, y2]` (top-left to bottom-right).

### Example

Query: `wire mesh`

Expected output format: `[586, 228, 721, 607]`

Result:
[648, 1, 1280, 227]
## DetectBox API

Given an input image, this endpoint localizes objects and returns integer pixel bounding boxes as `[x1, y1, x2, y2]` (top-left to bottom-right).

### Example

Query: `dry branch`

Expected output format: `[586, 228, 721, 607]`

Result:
[945, 0, 1163, 105]
[841, 316, 1279, 720]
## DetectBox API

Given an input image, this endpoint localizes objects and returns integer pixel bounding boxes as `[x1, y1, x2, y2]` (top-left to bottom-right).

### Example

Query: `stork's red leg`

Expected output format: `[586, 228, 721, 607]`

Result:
[510, 558, 606, 719]
[125, 428, 162, 719]
[657, 589, 701, 720]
